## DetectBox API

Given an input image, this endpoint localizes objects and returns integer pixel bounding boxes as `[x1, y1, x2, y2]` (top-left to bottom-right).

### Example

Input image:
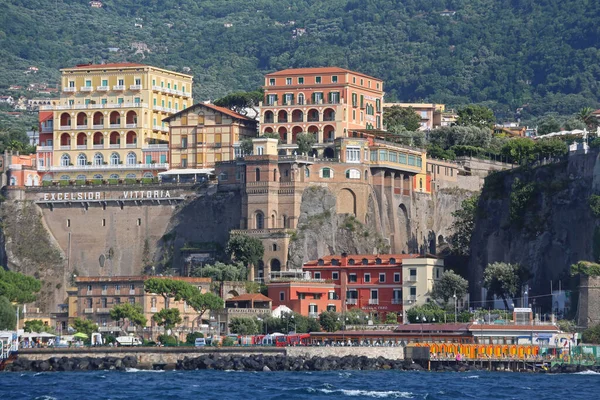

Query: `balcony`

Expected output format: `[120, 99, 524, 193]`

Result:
[92, 124, 104, 129]
[97, 86, 109, 91]
[36, 145, 53, 152]
[84, 308, 94, 314]
[93, 144, 104, 149]
[80, 86, 93, 92]
[76, 145, 87, 150]
[125, 123, 137, 128]
[60, 145, 71, 150]
[59, 125, 71, 130]
[144, 144, 169, 150]
[109, 144, 120, 148]
[392, 299, 402, 304]
[126, 143, 137, 148]
[37, 163, 169, 172]
[76, 124, 88, 130]
[346, 299, 358, 305]
[98, 326, 118, 332]
[150, 307, 157, 313]
[130, 85, 142, 90]
[109, 123, 121, 129]
[153, 125, 169, 132]
[113, 85, 125, 91]
[96, 308, 111, 314]
[368, 299, 379, 305]
[41, 126, 53, 133]
[409, 295, 417, 301]
[129, 289, 135, 295]
[406, 276, 417, 282]
[63, 87, 76, 93]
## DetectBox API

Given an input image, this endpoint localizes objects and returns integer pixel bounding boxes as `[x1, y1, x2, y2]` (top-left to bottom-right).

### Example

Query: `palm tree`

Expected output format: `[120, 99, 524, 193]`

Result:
[577, 107, 597, 130]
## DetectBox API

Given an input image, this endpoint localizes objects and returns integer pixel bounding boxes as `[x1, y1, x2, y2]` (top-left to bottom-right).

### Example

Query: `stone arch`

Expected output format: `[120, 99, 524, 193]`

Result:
[337, 188, 356, 216]
[76, 132, 87, 146]
[323, 147, 335, 159]
[323, 125, 335, 142]
[109, 131, 120, 145]
[398, 203, 411, 253]
[126, 131, 137, 145]
[307, 108, 319, 122]
[76, 112, 87, 126]
[264, 110, 274, 123]
[292, 110, 303, 123]
[59, 112, 70, 127]
[109, 111, 120, 125]
[292, 126, 303, 144]
[263, 126, 274, 134]
[277, 126, 287, 143]
[270, 258, 281, 272]
[226, 290, 239, 300]
[323, 108, 335, 122]
[126, 110, 137, 125]
[271, 209, 278, 227]
[60, 132, 70, 146]
[92, 111, 104, 126]
[255, 210, 265, 229]
[93, 131, 103, 145]
[277, 110, 288, 123]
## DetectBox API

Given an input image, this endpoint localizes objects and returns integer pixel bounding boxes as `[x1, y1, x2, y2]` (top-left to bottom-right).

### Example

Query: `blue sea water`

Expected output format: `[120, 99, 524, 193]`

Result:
[1, 369, 599, 400]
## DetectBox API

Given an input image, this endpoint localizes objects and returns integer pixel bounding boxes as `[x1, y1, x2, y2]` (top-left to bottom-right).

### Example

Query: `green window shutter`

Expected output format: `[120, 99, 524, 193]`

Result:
[328, 92, 332, 104]
[360, 95, 364, 108]
[291, 94, 295, 104]
[312, 93, 316, 103]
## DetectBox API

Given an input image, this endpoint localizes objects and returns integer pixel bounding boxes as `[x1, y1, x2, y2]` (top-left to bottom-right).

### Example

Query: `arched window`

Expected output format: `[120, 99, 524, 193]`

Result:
[364, 170, 369, 180]
[143, 172, 154, 178]
[76, 174, 86, 181]
[255, 167, 261, 182]
[256, 211, 264, 229]
[60, 175, 70, 181]
[320, 167, 332, 178]
[282, 215, 288, 229]
[298, 93, 305, 105]
[93, 174, 103, 179]
[273, 169, 277, 182]
[272, 243, 277, 251]
[60, 154, 71, 166]
[110, 152, 120, 165]
[345, 169, 360, 179]
[77, 153, 87, 166]
[94, 153, 104, 165]
[9, 176, 17, 186]
[305, 167, 310, 178]
[126, 152, 137, 165]
[126, 173, 136, 179]
[110, 174, 119, 179]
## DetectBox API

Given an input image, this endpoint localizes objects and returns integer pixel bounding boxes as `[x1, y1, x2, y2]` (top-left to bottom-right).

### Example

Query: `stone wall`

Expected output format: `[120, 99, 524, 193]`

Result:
[578, 275, 600, 328]
[286, 346, 404, 360]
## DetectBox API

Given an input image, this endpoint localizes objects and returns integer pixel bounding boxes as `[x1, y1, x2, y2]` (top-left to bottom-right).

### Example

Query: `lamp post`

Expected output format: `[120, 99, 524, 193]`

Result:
[291, 314, 295, 333]
[453, 291, 457, 324]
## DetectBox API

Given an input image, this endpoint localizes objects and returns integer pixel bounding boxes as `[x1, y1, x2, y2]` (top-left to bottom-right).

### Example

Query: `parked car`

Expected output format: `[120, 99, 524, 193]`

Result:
[194, 338, 206, 347]
[115, 336, 142, 346]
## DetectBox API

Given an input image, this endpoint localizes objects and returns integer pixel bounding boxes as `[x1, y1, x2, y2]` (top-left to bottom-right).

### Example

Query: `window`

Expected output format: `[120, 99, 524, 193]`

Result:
[134, 97, 140, 103]
[320, 167, 332, 178]
[379, 273, 386, 282]
[314, 272, 321, 279]
[331, 75, 338, 83]
[280, 292, 285, 301]
[393, 289, 402, 302]
[364, 273, 371, 283]
[102, 218, 106, 227]
[198, 113, 205, 125]
[347, 290, 358, 299]
[345, 169, 360, 179]
[135, 78, 141, 85]
[215, 114, 222, 124]
[94, 153, 103, 165]
[349, 273, 357, 283]
[181, 137, 188, 149]
[410, 287, 417, 297]
[328, 292, 337, 300]
[298, 77, 304, 84]
[345, 145, 362, 162]
[329, 91, 340, 104]
[284, 93, 294, 105]
[371, 289, 378, 300]
[266, 94, 277, 105]
[60, 154, 70, 166]
[315, 76, 322, 84]
[67, 219, 71, 228]
[269, 78, 275, 86]
[298, 93, 305, 105]
[286, 78, 292, 85]
[332, 271, 339, 280]
[394, 272, 401, 283]
[308, 304, 318, 315]
[115, 298, 121, 304]
[256, 212, 264, 229]
[129, 297, 135, 305]
[126, 152, 136, 165]
[410, 269, 417, 281]
[77, 153, 87, 166]
[110, 153, 120, 165]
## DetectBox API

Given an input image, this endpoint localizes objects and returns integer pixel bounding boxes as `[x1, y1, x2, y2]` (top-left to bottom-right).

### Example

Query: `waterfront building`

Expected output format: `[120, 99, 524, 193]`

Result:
[267, 253, 444, 322]
[36, 63, 193, 183]
[163, 103, 258, 173]
[383, 103, 445, 131]
[260, 67, 384, 154]
[215, 293, 272, 335]
[74, 276, 210, 339]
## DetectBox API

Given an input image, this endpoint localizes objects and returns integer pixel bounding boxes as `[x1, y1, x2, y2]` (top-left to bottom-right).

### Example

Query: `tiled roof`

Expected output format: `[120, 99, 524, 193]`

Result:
[303, 254, 419, 267]
[227, 293, 272, 302]
[163, 102, 256, 123]
[70, 62, 147, 69]
[266, 67, 382, 81]
[38, 111, 53, 123]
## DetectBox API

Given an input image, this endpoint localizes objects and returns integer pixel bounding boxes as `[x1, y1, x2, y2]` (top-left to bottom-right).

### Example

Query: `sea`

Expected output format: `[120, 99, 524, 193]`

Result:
[1, 369, 599, 400]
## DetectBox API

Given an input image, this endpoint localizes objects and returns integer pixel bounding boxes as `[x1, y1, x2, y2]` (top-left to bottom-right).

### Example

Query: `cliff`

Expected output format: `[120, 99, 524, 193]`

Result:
[468, 151, 599, 308]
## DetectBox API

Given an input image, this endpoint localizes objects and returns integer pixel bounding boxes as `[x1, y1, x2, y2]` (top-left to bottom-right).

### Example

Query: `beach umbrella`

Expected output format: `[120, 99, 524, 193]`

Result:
[73, 332, 88, 339]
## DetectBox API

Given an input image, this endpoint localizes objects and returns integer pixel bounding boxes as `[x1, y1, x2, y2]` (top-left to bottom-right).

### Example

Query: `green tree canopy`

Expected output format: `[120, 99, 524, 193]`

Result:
[296, 132, 316, 155]
[0, 269, 42, 304]
[23, 319, 53, 333]
[144, 278, 196, 304]
[226, 234, 264, 267]
[152, 308, 182, 331]
[483, 262, 530, 310]
[384, 312, 398, 324]
[229, 317, 260, 335]
[213, 90, 263, 116]
[450, 194, 480, 256]
[431, 270, 469, 304]
[72, 317, 98, 337]
[0, 296, 16, 330]
[109, 303, 147, 328]
[582, 325, 600, 344]
[501, 137, 536, 164]
[239, 138, 254, 156]
[537, 117, 561, 135]
[191, 262, 247, 281]
[318, 311, 342, 332]
[384, 105, 422, 132]
[456, 105, 495, 129]
[571, 261, 600, 277]
[187, 291, 224, 316]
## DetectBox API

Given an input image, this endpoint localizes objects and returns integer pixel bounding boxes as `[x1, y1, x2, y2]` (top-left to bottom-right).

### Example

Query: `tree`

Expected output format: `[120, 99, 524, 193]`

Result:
[109, 303, 147, 331]
[582, 325, 600, 344]
[239, 138, 253, 156]
[229, 317, 260, 335]
[296, 132, 316, 155]
[533, 138, 568, 159]
[384, 312, 398, 324]
[431, 271, 469, 304]
[144, 278, 196, 306]
[0, 269, 42, 304]
[24, 319, 52, 333]
[213, 90, 263, 116]
[384, 106, 422, 132]
[261, 132, 280, 142]
[450, 193, 480, 256]
[577, 107, 597, 130]
[72, 317, 98, 337]
[456, 105, 495, 129]
[537, 117, 561, 136]
[191, 262, 247, 281]
[187, 292, 224, 318]
[152, 308, 182, 331]
[501, 137, 536, 164]
[0, 296, 16, 330]
[318, 311, 342, 332]
[483, 262, 530, 310]
[186, 331, 204, 345]
[225, 234, 264, 267]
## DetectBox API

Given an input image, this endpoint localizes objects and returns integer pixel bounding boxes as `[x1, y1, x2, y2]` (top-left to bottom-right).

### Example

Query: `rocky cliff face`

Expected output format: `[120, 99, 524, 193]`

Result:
[468, 151, 599, 307]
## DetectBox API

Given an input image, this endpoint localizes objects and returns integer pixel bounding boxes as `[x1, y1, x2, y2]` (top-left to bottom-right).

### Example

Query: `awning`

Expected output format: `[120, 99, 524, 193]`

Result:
[158, 168, 214, 176]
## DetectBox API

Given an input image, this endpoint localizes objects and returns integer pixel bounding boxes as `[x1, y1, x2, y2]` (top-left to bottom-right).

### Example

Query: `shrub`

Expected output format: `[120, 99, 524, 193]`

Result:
[108, 179, 118, 185]
[125, 178, 137, 185]
[92, 179, 103, 185]
[222, 337, 235, 347]
[186, 331, 204, 345]
[589, 195, 600, 218]
[157, 334, 178, 346]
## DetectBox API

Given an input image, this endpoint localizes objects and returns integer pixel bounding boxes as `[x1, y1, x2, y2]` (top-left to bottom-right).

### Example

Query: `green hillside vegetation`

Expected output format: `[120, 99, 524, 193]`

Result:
[0, 0, 599, 123]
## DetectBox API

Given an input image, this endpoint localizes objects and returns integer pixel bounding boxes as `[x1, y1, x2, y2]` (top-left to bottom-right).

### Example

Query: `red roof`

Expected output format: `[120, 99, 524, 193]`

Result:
[227, 293, 272, 302]
[70, 62, 146, 69]
[38, 111, 53, 123]
[163, 102, 256, 123]
[266, 67, 382, 81]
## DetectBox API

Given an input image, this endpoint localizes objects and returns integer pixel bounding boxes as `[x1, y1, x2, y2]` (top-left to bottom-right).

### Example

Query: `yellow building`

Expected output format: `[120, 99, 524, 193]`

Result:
[37, 63, 193, 181]
[401, 256, 444, 316]
[164, 103, 257, 171]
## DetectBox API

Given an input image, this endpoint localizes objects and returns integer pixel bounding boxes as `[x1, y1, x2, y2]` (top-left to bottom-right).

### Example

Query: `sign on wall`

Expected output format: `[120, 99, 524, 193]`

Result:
[39, 190, 172, 202]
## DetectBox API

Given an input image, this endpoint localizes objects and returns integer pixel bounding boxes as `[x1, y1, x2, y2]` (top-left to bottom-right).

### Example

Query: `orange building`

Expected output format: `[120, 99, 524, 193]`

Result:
[267, 279, 341, 317]
[260, 67, 384, 149]
[2, 151, 42, 187]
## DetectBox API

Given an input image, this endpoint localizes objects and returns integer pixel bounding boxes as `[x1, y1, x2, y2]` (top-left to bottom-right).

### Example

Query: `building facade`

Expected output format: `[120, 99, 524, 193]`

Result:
[164, 103, 257, 170]
[260, 67, 384, 153]
[36, 63, 193, 183]
[383, 103, 445, 131]
[74, 276, 210, 339]
[267, 279, 341, 317]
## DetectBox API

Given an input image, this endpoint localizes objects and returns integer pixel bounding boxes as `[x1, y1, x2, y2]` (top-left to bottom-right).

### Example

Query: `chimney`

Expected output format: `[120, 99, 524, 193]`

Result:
[341, 252, 348, 266]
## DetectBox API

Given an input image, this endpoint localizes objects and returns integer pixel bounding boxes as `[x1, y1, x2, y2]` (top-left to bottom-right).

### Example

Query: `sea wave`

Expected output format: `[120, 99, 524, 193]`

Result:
[573, 370, 600, 375]
[34, 396, 57, 400]
[463, 375, 480, 379]
[125, 368, 165, 373]
[310, 388, 414, 398]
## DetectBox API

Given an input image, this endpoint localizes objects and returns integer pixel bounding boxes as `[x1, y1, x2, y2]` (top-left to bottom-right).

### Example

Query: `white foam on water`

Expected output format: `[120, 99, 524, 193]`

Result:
[573, 370, 600, 375]
[34, 396, 57, 400]
[315, 388, 414, 398]
[125, 368, 165, 373]
[463, 375, 479, 379]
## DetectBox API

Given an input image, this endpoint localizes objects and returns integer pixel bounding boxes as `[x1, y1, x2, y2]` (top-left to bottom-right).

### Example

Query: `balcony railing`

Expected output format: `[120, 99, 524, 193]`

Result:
[406, 276, 417, 282]
[93, 144, 104, 149]
[60, 145, 70, 150]
[80, 86, 93, 92]
[392, 299, 402, 304]
[109, 123, 121, 128]
[129, 289, 135, 295]
[409, 295, 417, 301]
[113, 85, 125, 91]
[308, 312, 318, 318]
[93, 124, 104, 129]
[109, 144, 120, 148]
[59, 125, 71, 130]
[97, 86, 109, 91]
[76, 145, 87, 150]
[37, 163, 169, 172]
[41, 126, 53, 133]
[125, 123, 137, 128]
[63, 87, 76, 92]
[130, 85, 142, 90]
[368, 299, 379, 305]
[145, 144, 169, 150]
[346, 299, 358, 305]
[36, 145, 53, 151]
[40, 103, 149, 111]
[76, 124, 88, 129]
[96, 308, 111, 314]
[84, 308, 94, 314]
[126, 143, 137, 148]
